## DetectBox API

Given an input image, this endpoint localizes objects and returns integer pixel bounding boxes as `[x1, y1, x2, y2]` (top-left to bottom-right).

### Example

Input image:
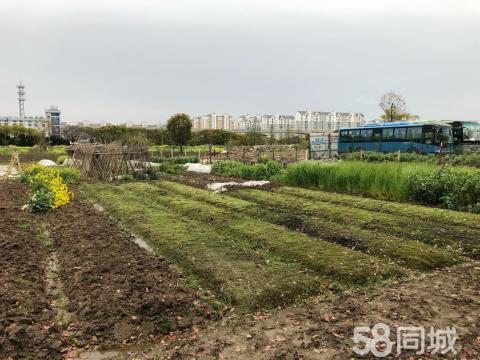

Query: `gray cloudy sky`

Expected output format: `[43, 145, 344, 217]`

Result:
[1, 0, 479, 124]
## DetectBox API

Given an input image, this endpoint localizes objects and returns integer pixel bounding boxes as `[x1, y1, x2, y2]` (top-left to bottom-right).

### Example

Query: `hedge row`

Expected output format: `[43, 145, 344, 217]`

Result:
[342, 151, 480, 168]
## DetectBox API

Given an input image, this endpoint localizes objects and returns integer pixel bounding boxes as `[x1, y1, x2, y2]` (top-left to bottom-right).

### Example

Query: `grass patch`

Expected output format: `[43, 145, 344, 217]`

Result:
[81, 183, 330, 310]
[231, 189, 479, 258]
[36, 223, 54, 251]
[157, 182, 461, 270]
[14, 277, 32, 288]
[115, 183, 403, 285]
[17, 223, 30, 231]
[281, 161, 432, 201]
[211, 160, 282, 180]
[274, 186, 480, 230]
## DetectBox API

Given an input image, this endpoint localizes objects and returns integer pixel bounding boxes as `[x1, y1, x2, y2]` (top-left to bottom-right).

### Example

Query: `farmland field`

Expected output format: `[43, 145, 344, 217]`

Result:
[1, 176, 479, 359]
[80, 179, 480, 358]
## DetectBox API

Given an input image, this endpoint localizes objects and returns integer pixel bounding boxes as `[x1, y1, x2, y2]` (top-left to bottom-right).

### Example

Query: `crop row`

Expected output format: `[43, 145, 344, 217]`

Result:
[157, 182, 464, 267]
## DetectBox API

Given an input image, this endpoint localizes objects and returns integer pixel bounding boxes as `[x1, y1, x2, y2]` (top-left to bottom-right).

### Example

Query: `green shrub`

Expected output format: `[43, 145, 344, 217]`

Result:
[211, 160, 282, 180]
[155, 163, 183, 175]
[408, 166, 480, 212]
[342, 150, 480, 168]
[26, 187, 54, 213]
[132, 168, 161, 180]
[56, 155, 68, 165]
[150, 155, 198, 164]
[58, 167, 81, 183]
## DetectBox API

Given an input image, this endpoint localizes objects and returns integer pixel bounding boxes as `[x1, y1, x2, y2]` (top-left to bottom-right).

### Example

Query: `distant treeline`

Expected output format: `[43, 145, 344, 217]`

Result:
[63, 125, 305, 146]
[0, 125, 43, 146]
[0, 125, 69, 146]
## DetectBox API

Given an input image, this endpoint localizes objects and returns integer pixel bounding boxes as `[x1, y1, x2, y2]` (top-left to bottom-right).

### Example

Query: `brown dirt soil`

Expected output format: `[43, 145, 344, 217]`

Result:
[42, 192, 213, 350]
[162, 172, 279, 191]
[0, 181, 64, 359]
[0, 180, 212, 359]
[110, 263, 480, 359]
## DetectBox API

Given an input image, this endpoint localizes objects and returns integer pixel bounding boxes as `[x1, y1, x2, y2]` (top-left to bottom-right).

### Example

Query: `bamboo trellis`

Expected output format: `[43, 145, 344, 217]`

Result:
[66, 143, 149, 180]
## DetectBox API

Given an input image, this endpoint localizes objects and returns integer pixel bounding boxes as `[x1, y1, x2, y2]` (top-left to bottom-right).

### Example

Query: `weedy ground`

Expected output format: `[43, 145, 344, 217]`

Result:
[81, 180, 478, 311]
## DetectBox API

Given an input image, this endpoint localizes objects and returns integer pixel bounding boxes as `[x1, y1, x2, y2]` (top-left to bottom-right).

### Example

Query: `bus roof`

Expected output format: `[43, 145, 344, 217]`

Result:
[339, 121, 452, 131]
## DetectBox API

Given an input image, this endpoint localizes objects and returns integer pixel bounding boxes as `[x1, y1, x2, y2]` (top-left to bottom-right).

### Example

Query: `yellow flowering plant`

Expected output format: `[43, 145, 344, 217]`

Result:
[23, 165, 73, 213]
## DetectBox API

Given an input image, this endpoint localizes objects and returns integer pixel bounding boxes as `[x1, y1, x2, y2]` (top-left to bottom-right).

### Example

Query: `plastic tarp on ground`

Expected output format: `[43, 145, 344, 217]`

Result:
[184, 163, 212, 174]
[38, 159, 57, 167]
[207, 180, 270, 192]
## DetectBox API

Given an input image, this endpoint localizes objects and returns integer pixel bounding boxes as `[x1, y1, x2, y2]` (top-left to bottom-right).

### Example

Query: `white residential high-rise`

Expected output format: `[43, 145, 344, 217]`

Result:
[192, 113, 232, 130]
[294, 111, 364, 132]
[233, 112, 364, 133]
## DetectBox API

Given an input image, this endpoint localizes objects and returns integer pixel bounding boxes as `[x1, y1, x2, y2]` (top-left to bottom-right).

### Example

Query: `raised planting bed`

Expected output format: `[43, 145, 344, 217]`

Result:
[83, 183, 403, 295]
[156, 182, 461, 270]
[81, 183, 330, 310]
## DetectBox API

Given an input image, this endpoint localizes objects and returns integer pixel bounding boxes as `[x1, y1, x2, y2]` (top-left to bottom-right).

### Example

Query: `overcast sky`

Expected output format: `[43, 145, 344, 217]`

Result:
[1, 0, 479, 124]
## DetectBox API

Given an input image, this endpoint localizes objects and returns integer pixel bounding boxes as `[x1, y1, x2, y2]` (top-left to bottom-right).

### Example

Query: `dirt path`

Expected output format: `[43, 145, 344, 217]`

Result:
[116, 263, 479, 359]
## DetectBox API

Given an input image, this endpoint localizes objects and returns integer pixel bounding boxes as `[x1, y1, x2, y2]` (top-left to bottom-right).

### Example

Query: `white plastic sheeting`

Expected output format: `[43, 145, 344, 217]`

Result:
[184, 163, 212, 174]
[206, 180, 270, 193]
[38, 159, 57, 167]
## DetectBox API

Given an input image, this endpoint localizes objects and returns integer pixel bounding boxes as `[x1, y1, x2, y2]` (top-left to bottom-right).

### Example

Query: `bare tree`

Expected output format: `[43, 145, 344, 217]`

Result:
[379, 91, 407, 122]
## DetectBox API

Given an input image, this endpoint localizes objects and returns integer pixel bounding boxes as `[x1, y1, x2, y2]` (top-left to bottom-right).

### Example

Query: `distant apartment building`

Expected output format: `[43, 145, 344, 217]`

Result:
[236, 114, 262, 131]
[193, 113, 232, 130]
[0, 106, 62, 137]
[234, 112, 364, 133]
[260, 114, 296, 132]
[294, 111, 364, 132]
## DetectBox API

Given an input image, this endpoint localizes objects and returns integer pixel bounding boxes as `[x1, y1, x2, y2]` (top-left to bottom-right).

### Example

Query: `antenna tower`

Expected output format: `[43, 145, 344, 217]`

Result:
[17, 82, 26, 119]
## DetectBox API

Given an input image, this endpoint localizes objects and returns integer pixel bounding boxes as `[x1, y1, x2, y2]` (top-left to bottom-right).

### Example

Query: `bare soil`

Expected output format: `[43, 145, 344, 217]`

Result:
[119, 264, 480, 359]
[0, 181, 63, 359]
[0, 181, 212, 359]
[42, 192, 213, 349]
[2, 179, 479, 359]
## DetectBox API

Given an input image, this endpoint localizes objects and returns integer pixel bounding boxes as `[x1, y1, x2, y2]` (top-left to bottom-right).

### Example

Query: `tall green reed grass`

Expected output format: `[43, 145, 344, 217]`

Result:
[281, 161, 434, 202]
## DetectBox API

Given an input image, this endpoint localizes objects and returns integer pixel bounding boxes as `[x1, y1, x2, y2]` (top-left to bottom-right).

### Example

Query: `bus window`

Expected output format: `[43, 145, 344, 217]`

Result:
[339, 130, 350, 143]
[423, 129, 434, 145]
[394, 127, 407, 141]
[436, 126, 452, 144]
[372, 128, 382, 141]
[406, 127, 422, 142]
[359, 129, 373, 142]
[382, 128, 394, 141]
[350, 129, 360, 142]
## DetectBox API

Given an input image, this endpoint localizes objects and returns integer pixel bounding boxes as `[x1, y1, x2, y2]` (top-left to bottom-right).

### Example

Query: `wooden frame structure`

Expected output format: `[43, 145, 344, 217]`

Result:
[66, 144, 149, 180]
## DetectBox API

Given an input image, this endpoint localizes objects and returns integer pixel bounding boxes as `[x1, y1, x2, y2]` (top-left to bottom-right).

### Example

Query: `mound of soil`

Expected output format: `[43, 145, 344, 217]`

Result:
[43, 194, 212, 349]
[0, 181, 64, 359]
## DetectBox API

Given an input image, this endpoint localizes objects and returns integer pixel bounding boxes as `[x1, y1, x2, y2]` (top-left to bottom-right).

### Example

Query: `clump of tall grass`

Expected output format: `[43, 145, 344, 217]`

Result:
[212, 160, 282, 180]
[150, 155, 198, 164]
[281, 161, 433, 202]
